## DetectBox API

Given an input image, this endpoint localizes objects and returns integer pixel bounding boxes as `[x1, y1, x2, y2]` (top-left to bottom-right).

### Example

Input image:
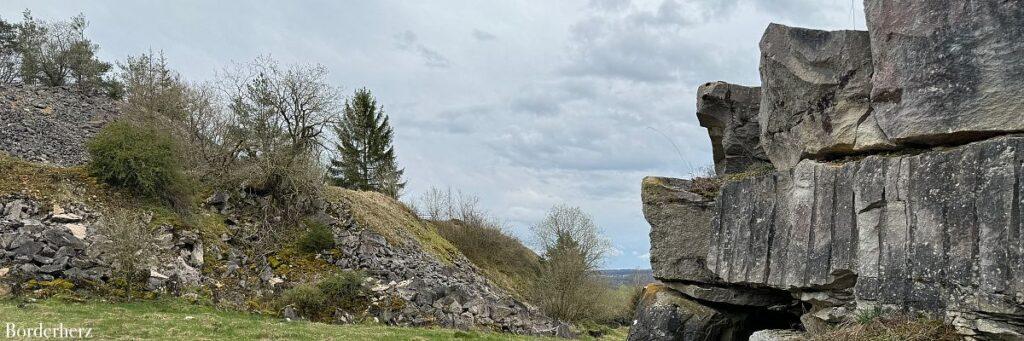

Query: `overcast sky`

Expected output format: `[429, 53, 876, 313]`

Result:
[1, 1, 866, 269]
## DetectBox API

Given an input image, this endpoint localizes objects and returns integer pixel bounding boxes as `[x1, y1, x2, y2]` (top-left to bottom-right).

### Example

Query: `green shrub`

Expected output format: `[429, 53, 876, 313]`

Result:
[279, 271, 368, 321]
[297, 221, 335, 254]
[279, 284, 327, 319]
[87, 120, 189, 205]
[318, 272, 368, 312]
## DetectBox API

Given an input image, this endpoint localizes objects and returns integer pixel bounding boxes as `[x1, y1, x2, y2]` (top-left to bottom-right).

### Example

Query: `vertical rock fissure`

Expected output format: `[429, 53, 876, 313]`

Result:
[763, 175, 779, 283]
[827, 167, 837, 278]
[1009, 151, 1021, 289]
[806, 167, 819, 286]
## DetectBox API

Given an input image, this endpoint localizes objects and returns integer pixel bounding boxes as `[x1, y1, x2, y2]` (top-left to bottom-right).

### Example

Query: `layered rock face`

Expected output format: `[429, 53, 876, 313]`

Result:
[697, 82, 770, 174]
[759, 24, 887, 172]
[708, 137, 1024, 338]
[865, 0, 1024, 145]
[643, 177, 717, 283]
[634, 1, 1024, 339]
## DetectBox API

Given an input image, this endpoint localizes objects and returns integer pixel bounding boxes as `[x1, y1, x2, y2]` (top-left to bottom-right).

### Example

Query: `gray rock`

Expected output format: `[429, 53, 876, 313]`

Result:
[50, 213, 83, 223]
[696, 81, 770, 174]
[749, 329, 805, 341]
[865, 1, 1024, 145]
[0, 84, 120, 166]
[662, 282, 790, 308]
[758, 23, 887, 172]
[705, 136, 1024, 338]
[627, 284, 744, 341]
[282, 305, 298, 320]
[642, 177, 718, 283]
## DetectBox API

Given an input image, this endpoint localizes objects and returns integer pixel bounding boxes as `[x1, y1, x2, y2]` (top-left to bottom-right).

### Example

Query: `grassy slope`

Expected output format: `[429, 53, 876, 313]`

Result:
[0, 155, 632, 339]
[0, 298, 561, 341]
[325, 187, 463, 264]
[433, 220, 541, 298]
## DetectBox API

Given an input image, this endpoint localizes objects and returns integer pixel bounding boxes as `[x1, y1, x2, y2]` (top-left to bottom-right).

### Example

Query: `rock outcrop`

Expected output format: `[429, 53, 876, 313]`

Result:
[634, 1, 1024, 339]
[0, 84, 119, 166]
[642, 177, 717, 283]
[865, 0, 1024, 145]
[708, 137, 1024, 339]
[759, 24, 886, 172]
[627, 284, 746, 341]
[697, 81, 770, 174]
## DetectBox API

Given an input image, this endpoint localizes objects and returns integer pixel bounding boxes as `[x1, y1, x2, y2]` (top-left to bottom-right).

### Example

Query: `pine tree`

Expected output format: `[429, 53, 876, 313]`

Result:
[329, 88, 405, 198]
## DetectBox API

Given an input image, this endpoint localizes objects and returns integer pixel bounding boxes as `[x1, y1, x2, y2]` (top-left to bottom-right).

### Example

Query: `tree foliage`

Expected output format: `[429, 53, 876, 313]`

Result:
[530, 205, 613, 322]
[15, 11, 115, 93]
[329, 88, 405, 198]
[0, 16, 19, 83]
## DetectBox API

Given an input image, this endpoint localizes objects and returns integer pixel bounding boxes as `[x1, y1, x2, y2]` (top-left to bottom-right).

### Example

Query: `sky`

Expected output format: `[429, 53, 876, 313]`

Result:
[1, 0, 866, 269]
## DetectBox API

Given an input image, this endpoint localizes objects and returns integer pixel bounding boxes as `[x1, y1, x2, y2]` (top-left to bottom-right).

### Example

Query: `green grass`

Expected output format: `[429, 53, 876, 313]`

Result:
[0, 298, 563, 340]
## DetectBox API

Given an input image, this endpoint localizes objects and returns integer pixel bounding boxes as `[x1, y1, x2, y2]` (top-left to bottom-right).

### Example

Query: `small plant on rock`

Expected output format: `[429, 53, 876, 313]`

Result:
[296, 221, 335, 254]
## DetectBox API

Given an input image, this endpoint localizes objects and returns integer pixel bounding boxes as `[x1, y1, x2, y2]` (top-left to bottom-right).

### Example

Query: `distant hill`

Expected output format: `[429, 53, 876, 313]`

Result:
[596, 269, 655, 287]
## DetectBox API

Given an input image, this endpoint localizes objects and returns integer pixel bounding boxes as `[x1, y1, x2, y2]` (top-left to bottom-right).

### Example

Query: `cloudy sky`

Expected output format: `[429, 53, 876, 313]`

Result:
[1, 0, 866, 269]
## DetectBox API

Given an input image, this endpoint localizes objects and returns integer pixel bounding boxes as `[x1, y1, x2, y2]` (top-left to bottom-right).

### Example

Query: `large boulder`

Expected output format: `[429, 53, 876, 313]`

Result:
[627, 284, 745, 341]
[706, 136, 1024, 338]
[865, 0, 1024, 145]
[696, 81, 770, 174]
[642, 177, 717, 283]
[758, 23, 887, 172]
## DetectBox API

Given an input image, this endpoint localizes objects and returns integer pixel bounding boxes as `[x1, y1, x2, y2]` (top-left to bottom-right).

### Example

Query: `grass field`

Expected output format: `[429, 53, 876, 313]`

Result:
[0, 298, 626, 340]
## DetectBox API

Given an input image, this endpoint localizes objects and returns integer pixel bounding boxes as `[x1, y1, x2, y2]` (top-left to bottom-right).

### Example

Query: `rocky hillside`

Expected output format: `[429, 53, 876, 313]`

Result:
[0, 86, 570, 337]
[0, 84, 119, 167]
[631, 1, 1024, 340]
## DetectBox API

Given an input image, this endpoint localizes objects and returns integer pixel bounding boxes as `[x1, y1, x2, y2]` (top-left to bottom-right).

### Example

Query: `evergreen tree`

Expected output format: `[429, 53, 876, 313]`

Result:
[329, 88, 405, 197]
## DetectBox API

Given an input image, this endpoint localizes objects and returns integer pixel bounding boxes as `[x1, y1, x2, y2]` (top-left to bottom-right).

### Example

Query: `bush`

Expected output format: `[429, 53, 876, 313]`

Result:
[279, 271, 368, 321]
[297, 221, 335, 254]
[87, 120, 189, 206]
[318, 272, 369, 312]
[279, 284, 327, 319]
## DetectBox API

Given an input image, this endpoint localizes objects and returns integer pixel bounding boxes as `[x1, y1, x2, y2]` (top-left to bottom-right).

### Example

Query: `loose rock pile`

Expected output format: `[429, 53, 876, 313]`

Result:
[0, 84, 119, 166]
[632, 1, 1024, 340]
[329, 216, 569, 336]
[0, 195, 205, 296]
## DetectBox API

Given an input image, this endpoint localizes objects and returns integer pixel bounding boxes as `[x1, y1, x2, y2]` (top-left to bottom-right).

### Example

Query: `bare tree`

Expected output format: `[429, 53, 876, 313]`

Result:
[529, 204, 614, 322]
[531, 204, 611, 269]
[98, 208, 154, 298]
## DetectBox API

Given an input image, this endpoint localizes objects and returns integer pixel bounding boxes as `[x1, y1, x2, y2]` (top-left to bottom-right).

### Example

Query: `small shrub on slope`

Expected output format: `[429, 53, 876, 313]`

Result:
[278, 271, 369, 321]
[87, 120, 189, 206]
[297, 221, 335, 254]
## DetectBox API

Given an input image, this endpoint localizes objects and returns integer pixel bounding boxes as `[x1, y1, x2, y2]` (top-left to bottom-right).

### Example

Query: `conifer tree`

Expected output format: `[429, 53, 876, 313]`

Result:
[329, 88, 405, 197]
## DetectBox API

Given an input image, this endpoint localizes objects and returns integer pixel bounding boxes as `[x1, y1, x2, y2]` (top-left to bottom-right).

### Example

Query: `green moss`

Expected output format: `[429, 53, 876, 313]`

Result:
[689, 164, 776, 199]
[267, 247, 336, 283]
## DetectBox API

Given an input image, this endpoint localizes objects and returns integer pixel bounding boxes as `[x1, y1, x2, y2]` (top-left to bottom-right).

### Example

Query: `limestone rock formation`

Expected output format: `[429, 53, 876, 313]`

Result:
[642, 176, 717, 283]
[707, 136, 1024, 338]
[696, 81, 770, 174]
[759, 24, 888, 172]
[865, 0, 1024, 145]
[635, 2, 1024, 339]
[627, 284, 745, 341]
